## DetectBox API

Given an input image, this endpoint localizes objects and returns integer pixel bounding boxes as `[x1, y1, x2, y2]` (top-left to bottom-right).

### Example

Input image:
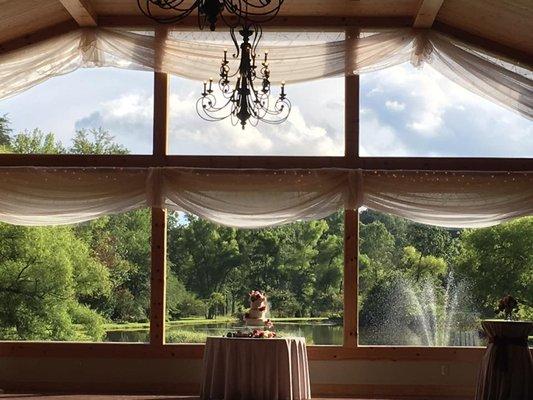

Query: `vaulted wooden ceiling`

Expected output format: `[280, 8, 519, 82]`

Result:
[0, 0, 531, 61]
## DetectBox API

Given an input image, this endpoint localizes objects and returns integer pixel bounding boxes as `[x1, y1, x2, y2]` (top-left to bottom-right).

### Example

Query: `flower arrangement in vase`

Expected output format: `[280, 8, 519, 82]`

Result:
[495, 295, 519, 320]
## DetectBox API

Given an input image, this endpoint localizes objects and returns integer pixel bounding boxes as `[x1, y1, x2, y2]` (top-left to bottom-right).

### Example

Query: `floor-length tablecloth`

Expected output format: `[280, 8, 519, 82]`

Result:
[200, 337, 311, 400]
[475, 320, 533, 400]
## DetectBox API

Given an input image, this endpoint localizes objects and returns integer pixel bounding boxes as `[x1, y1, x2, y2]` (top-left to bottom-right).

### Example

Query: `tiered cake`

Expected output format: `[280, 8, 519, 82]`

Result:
[244, 290, 270, 327]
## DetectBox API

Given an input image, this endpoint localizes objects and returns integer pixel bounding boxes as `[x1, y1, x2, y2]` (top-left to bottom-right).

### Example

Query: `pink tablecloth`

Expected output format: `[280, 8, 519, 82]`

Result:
[200, 337, 311, 400]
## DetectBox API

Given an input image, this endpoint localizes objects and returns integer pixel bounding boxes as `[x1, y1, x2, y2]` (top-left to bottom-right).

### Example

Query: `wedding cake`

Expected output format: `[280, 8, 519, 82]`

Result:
[244, 290, 272, 328]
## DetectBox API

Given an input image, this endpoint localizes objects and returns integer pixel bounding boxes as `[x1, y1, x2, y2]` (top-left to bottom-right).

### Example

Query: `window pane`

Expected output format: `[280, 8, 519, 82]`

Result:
[168, 76, 344, 155]
[0, 68, 154, 155]
[360, 63, 533, 157]
[0, 210, 151, 343]
[358, 210, 533, 346]
[165, 212, 344, 344]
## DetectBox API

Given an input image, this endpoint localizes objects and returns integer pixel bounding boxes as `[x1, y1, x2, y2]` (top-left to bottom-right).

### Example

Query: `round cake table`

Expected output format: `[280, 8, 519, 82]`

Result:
[200, 336, 311, 400]
[475, 320, 533, 400]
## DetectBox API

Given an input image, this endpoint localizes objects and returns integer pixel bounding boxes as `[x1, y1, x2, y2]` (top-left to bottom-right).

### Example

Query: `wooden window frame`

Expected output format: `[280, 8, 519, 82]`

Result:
[0, 26, 530, 364]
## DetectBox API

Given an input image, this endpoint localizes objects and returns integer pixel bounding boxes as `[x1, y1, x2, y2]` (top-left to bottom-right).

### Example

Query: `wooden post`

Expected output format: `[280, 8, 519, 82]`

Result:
[344, 27, 360, 158]
[150, 208, 167, 345]
[343, 209, 359, 347]
[343, 27, 360, 347]
[150, 26, 169, 346]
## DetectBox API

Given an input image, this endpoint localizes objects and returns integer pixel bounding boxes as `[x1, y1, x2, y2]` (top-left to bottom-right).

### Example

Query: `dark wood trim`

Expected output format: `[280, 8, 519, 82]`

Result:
[149, 208, 167, 346]
[433, 21, 533, 69]
[149, 29, 169, 346]
[97, 15, 413, 30]
[0, 21, 79, 55]
[153, 28, 169, 159]
[343, 210, 359, 347]
[0, 155, 531, 171]
[344, 27, 359, 159]
[0, 341, 491, 362]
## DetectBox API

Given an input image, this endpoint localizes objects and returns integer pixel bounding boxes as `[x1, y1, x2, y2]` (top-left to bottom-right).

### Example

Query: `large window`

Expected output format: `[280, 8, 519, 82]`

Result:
[168, 76, 344, 156]
[162, 211, 344, 345]
[168, 31, 344, 156]
[0, 68, 154, 155]
[360, 63, 533, 158]
[0, 210, 151, 343]
[358, 209, 533, 346]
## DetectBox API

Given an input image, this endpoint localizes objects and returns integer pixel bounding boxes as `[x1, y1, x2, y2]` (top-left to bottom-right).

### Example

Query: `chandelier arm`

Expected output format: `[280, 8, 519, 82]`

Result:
[224, 0, 284, 19]
[137, 0, 200, 24]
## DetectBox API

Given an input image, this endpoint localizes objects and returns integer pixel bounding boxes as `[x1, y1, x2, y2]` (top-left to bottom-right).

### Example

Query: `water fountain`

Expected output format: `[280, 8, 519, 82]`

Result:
[360, 273, 479, 346]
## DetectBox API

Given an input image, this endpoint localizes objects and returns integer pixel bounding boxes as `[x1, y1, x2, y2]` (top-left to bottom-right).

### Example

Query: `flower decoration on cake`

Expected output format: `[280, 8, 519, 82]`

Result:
[244, 290, 274, 330]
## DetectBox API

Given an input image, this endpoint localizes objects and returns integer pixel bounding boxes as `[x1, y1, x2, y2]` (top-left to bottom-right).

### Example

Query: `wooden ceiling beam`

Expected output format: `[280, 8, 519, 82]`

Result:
[59, 0, 98, 27]
[0, 20, 79, 55]
[433, 21, 533, 69]
[413, 0, 444, 28]
[97, 15, 413, 30]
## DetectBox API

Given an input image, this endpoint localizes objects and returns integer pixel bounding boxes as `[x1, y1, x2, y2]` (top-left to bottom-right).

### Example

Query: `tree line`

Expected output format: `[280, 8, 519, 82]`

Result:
[0, 116, 531, 342]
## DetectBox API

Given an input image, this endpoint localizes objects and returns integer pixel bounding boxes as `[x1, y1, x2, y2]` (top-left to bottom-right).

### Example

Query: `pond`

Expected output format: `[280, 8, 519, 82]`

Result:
[105, 320, 343, 345]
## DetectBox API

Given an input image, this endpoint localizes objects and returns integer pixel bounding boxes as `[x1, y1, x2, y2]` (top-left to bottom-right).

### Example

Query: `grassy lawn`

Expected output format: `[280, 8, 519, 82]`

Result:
[104, 316, 331, 332]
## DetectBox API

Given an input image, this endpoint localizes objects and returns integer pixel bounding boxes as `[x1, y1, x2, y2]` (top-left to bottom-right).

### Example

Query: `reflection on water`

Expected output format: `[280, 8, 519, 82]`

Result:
[106, 320, 343, 345]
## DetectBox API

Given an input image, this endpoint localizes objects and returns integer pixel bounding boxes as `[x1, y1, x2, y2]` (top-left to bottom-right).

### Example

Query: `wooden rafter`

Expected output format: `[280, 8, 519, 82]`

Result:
[434, 21, 533, 68]
[97, 15, 413, 30]
[413, 0, 444, 28]
[59, 0, 97, 27]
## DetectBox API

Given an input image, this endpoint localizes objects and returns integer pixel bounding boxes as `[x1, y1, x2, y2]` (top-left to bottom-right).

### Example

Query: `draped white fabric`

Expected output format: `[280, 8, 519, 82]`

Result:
[0, 168, 148, 226]
[362, 171, 533, 228]
[0, 27, 531, 118]
[162, 169, 356, 228]
[0, 168, 531, 229]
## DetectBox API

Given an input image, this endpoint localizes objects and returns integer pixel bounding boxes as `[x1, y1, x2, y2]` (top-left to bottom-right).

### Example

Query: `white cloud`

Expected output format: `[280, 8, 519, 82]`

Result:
[385, 100, 405, 112]
[359, 109, 409, 157]
[360, 63, 533, 156]
[166, 78, 344, 156]
[75, 92, 154, 153]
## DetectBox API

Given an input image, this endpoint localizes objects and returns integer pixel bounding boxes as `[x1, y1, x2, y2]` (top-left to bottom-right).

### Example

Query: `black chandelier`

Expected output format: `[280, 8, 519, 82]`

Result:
[137, 0, 284, 31]
[196, 24, 291, 129]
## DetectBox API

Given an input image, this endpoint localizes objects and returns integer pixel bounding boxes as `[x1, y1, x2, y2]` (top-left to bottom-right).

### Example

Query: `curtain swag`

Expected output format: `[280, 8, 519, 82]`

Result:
[0, 167, 531, 229]
[0, 28, 531, 118]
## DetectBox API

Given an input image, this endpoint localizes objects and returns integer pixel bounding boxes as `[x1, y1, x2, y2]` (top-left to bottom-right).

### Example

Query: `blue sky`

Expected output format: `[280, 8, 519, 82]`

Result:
[1, 63, 531, 157]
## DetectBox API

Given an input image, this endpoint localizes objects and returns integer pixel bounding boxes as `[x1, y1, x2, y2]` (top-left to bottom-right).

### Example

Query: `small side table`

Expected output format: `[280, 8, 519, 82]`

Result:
[475, 320, 533, 400]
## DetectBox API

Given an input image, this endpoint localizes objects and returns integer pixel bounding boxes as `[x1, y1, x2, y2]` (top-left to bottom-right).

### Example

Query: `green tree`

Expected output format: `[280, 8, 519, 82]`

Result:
[70, 128, 128, 155]
[455, 217, 533, 319]
[400, 245, 448, 282]
[0, 114, 12, 149]
[11, 129, 64, 154]
[359, 221, 395, 296]
[406, 223, 458, 262]
[0, 224, 110, 340]
[166, 273, 206, 319]
[169, 216, 241, 309]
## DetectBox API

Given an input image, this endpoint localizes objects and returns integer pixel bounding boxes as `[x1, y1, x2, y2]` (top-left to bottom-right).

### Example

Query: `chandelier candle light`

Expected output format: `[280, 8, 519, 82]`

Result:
[137, 0, 284, 31]
[197, 24, 291, 129]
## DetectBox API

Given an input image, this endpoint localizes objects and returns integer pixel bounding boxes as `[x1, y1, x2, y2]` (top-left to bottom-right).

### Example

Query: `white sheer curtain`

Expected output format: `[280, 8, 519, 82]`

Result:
[0, 27, 531, 118]
[0, 167, 530, 229]
[162, 169, 356, 228]
[0, 168, 149, 226]
[362, 171, 533, 228]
